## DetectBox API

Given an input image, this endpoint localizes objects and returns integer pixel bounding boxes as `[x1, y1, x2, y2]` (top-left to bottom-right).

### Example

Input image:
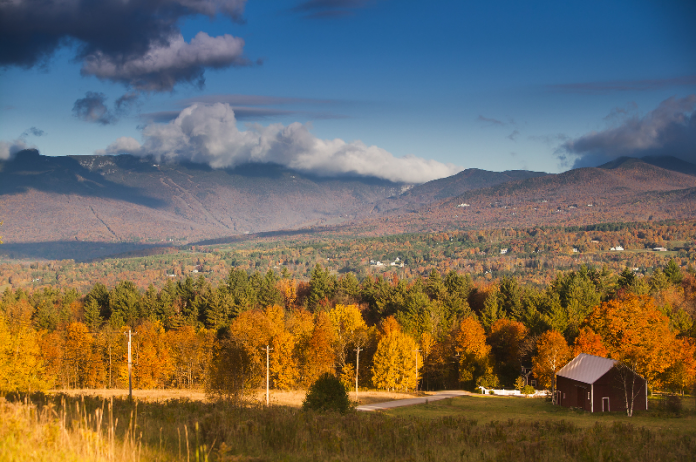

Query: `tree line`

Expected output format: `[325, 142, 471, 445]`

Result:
[1, 262, 695, 398]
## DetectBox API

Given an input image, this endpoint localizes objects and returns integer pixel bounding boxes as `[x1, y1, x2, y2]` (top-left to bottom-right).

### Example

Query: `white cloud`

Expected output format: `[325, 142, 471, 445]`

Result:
[99, 103, 462, 183]
[0, 138, 32, 160]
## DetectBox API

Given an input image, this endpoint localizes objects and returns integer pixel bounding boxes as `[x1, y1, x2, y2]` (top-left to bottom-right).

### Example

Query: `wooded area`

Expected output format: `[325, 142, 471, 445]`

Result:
[1, 258, 694, 398]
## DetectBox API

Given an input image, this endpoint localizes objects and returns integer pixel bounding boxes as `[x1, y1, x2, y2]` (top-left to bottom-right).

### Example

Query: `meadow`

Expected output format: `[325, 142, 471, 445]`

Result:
[2, 392, 695, 462]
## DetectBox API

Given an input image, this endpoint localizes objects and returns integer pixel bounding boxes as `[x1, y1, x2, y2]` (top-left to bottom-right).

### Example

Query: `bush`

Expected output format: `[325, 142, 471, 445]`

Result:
[302, 373, 352, 414]
[521, 385, 535, 395]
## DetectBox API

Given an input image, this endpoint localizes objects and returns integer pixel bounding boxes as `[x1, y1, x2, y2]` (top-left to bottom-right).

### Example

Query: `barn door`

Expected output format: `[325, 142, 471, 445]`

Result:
[602, 397, 610, 412]
[576, 387, 585, 408]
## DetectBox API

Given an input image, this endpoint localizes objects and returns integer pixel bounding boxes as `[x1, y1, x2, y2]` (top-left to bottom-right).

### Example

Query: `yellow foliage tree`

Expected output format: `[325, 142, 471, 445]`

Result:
[0, 312, 47, 392]
[532, 330, 570, 404]
[121, 321, 173, 389]
[371, 316, 421, 391]
[301, 311, 336, 387]
[327, 304, 367, 372]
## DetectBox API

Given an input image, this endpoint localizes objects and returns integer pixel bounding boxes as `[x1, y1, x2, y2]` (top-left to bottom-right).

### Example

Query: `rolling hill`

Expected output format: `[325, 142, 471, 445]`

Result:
[2, 151, 696, 260]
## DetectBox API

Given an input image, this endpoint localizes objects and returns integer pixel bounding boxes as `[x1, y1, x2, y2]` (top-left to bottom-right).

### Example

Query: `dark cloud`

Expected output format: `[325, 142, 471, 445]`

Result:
[151, 93, 347, 121]
[73, 92, 116, 125]
[22, 127, 46, 137]
[0, 1, 249, 92]
[477, 115, 504, 126]
[549, 76, 696, 94]
[115, 92, 139, 112]
[507, 130, 520, 141]
[292, 0, 373, 19]
[179, 94, 333, 106]
[559, 95, 696, 168]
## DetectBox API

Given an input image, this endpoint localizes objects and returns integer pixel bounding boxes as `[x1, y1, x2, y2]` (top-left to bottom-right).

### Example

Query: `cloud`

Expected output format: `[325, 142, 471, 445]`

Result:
[559, 95, 696, 168]
[22, 127, 46, 137]
[81, 32, 249, 91]
[292, 0, 372, 19]
[549, 76, 696, 94]
[115, 92, 139, 112]
[0, 0, 249, 92]
[477, 115, 504, 126]
[179, 94, 333, 107]
[73, 92, 116, 125]
[603, 102, 638, 122]
[507, 130, 520, 141]
[99, 103, 461, 183]
[0, 139, 32, 160]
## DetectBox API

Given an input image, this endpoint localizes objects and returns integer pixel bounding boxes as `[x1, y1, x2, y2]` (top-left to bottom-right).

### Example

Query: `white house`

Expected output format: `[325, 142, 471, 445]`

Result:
[500, 248, 508, 254]
[610, 246, 624, 251]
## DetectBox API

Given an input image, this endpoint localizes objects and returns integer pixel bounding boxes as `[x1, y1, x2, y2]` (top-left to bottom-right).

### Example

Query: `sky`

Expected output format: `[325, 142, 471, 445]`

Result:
[1, 0, 695, 183]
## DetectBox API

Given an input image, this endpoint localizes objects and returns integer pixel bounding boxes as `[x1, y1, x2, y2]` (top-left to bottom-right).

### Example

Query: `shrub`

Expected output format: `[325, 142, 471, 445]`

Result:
[302, 372, 352, 414]
[522, 385, 535, 395]
[514, 377, 526, 391]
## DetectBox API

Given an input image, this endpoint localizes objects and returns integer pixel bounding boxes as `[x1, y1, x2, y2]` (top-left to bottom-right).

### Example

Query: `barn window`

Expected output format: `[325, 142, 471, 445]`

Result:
[531, 380, 537, 387]
[602, 397, 610, 412]
[587, 392, 590, 400]
[563, 393, 566, 399]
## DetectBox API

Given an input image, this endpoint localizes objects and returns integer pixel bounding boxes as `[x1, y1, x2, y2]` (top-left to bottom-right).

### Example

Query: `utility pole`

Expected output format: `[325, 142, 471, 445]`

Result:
[354, 347, 363, 401]
[262, 345, 273, 406]
[414, 349, 421, 395]
[123, 330, 137, 400]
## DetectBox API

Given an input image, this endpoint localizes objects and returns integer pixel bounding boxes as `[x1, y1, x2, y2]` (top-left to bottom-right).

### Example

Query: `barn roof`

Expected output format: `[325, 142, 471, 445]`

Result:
[556, 353, 617, 384]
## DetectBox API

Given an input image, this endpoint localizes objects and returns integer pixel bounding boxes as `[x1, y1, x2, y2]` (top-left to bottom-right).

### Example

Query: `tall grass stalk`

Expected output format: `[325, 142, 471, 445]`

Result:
[2, 393, 695, 461]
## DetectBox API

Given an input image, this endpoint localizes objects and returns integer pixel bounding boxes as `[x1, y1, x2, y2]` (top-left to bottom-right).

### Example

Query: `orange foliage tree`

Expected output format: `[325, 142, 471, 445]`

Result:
[572, 326, 608, 358]
[454, 317, 492, 388]
[584, 294, 676, 388]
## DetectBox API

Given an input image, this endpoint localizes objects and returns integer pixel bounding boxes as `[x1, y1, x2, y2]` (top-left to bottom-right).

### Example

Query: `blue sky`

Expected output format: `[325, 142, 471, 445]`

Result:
[1, 0, 695, 181]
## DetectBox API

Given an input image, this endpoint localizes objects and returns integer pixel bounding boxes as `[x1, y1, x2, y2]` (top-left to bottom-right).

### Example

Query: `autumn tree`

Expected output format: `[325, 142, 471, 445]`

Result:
[584, 294, 675, 388]
[265, 305, 298, 390]
[301, 311, 336, 387]
[327, 304, 367, 386]
[663, 338, 696, 395]
[122, 321, 172, 389]
[454, 317, 492, 389]
[167, 325, 211, 388]
[0, 311, 47, 392]
[532, 330, 570, 404]
[489, 318, 528, 386]
[371, 317, 421, 391]
[572, 326, 608, 358]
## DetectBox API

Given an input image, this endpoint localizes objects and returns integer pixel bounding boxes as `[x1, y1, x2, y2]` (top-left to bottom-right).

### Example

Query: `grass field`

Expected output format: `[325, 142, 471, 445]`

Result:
[51, 388, 421, 407]
[386, 394, 696, 431]
[2, 392, 695, 461]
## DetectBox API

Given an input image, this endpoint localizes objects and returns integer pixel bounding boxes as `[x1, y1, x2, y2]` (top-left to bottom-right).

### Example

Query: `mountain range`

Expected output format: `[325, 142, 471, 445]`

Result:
[1, 150, 696, 260]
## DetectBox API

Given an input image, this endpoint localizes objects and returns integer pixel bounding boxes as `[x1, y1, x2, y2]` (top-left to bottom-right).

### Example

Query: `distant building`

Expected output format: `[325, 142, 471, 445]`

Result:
[572, 248, 579, 253]
[610, 246, 624, 251]
[556, 353, 647, 413]
[457, 203, 470, 208]
[653, 247, 667, 252]
[500, 248, 508, 254]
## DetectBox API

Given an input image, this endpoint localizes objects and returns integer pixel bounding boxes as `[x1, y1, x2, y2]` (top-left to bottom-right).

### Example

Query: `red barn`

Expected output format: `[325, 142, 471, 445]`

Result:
[555, 353, 647, 413]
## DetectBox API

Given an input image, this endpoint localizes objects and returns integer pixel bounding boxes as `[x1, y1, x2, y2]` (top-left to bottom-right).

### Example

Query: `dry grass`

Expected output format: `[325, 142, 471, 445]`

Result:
[54, 388, 422, 407]
[5, 393, 696, 462]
